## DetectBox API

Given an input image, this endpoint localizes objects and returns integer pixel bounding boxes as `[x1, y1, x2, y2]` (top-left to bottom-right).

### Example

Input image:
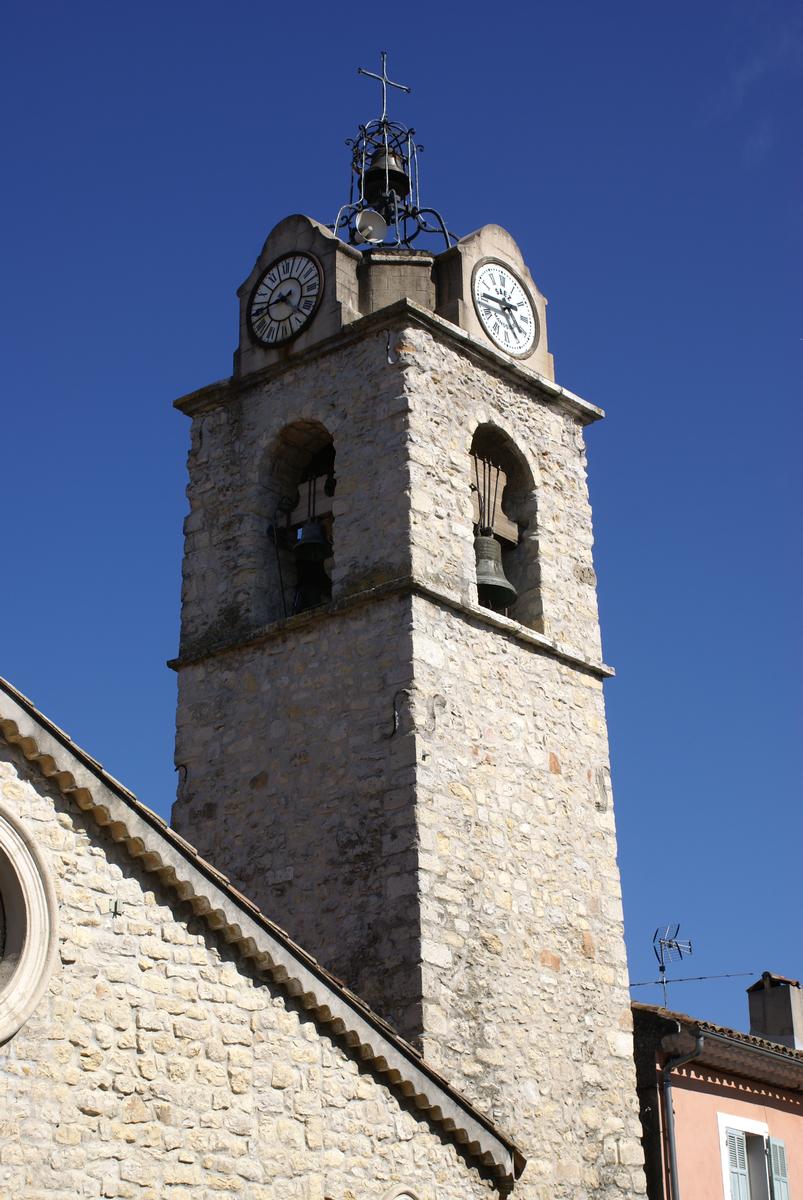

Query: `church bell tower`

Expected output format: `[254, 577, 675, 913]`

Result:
[171, 55, 644, 1200]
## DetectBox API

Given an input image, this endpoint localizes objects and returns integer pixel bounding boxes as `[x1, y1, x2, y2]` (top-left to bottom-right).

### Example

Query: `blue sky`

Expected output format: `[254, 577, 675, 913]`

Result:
[2, 1, 801, 1033]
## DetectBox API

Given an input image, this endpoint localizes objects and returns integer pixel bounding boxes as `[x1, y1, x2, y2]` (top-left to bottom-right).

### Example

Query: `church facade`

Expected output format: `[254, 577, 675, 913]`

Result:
[0, 61, 646, 1200]
[0, 677, 518, 1198]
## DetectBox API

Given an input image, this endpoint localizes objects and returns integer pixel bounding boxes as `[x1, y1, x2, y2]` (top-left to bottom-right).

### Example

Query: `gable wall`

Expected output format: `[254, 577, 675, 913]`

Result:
[0, 742, 497, 1200]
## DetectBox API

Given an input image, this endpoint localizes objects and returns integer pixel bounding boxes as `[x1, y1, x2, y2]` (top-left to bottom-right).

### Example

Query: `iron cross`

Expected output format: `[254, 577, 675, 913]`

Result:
[358, 51, 411, 123]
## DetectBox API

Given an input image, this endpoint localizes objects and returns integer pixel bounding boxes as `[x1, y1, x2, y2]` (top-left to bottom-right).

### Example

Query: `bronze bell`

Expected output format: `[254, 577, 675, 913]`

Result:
[293, 520, 331, 563]
[474, 534, 517, 611]
[292, 520, 332, 614]
[363, 148, 410, 206]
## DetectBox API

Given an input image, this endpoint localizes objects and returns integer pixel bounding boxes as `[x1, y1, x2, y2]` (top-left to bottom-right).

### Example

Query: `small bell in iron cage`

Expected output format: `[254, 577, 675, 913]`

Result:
[363, 147, 411, 211]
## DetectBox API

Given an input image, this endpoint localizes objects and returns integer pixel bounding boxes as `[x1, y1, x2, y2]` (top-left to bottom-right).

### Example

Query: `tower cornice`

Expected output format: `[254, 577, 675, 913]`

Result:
[167, 574, 614, 681]
[174, 297, 604, 426]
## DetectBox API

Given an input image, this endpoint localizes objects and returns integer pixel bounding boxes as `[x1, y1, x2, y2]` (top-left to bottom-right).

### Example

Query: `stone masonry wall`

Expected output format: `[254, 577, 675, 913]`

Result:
[174, 596, 424, 1038]
[398, 323, 602, 662]
[409, 597, 644, 1199]
[175, 329, 421, 1033]
[178, 332, 412, 661]
[172, 315, 645, 1198]
[0, 741, 497, 1200]
[395, 325, 642, 1197]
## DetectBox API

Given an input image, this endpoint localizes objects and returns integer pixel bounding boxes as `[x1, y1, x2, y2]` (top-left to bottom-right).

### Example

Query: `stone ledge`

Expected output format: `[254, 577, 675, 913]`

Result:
[169, 576, 614, 680]
[173, 298, 604, 426]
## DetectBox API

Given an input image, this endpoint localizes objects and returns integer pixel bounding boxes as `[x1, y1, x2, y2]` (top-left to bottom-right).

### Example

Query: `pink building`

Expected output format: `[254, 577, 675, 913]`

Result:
[633, 973, 803, 1200]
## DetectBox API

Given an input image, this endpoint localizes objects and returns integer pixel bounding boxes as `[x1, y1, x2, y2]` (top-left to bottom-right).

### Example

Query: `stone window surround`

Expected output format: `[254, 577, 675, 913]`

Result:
[0, 799, 59, 1043]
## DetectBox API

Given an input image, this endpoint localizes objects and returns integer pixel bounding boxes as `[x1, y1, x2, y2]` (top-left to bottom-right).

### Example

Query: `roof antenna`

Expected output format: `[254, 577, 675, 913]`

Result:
[653, 924, 693, 1008]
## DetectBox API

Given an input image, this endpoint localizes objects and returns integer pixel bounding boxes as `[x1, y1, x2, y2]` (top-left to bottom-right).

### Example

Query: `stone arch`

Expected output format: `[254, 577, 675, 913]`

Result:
[256, 420, 337, 624]
[0, 801, 59, 1044]
[469, 422, 543, 630]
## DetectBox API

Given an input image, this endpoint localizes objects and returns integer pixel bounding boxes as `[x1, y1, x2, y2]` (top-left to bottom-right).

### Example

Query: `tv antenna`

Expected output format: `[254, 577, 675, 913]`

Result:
[653, 924, 693, 1007]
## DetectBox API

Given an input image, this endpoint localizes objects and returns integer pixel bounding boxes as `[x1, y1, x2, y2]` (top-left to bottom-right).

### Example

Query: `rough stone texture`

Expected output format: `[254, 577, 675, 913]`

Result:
[176, 598, 424, 1038]
[172, 314, 645, 1198]
[0, 742, 497, 1200]
[400, 323, 600, 658]
[410, 594, 642, 1196]
[177, 330, 413, 659]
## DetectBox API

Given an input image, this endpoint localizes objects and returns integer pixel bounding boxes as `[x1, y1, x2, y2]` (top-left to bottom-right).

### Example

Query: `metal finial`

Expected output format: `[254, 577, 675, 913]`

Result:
[357, 50, 411, 123]
[334, 55, 455, 250]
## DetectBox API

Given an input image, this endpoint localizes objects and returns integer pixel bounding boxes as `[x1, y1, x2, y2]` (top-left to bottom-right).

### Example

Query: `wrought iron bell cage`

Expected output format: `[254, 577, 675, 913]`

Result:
[332, 52, 457, 251]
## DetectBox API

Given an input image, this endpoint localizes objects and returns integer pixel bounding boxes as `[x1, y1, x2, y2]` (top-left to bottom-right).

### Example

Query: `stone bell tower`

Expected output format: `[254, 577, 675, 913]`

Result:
[171, 56, 644, 1200]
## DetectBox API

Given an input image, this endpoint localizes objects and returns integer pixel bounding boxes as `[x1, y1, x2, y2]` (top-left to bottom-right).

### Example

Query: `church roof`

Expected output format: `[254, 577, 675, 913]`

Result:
[0, 675, 524, 1182]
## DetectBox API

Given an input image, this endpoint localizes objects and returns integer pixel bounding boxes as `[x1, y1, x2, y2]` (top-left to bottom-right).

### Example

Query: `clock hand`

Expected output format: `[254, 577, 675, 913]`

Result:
[482, 292, 522, 322]
[485, 291, 520, 314]
[503, 307, 523, 335]
[481, 292, 522, 333]
[279, 298, 307, 317]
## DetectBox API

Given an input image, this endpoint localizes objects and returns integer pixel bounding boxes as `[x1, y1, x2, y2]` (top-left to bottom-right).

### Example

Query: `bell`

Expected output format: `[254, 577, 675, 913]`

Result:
[293, 520, 331, 563]
[292, 563, 331, 614]
[363, 148, 410, 206]
[474, 534, 517, 611]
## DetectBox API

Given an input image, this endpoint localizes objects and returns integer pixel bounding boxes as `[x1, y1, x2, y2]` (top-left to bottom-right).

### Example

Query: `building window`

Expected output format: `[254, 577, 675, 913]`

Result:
[719, 1114, 790, 1200]
[258, 422, 336, 623]
[0, 801, 58, 1043]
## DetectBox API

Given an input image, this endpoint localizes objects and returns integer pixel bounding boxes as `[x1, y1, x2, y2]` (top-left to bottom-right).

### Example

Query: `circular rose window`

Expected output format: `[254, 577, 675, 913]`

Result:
[0, 802, 58, 1043]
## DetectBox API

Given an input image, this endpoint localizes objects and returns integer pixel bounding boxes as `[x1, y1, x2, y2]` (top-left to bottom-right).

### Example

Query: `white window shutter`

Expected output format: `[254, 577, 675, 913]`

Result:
[769, 1138, 790, 1200]
[726, 1128, 751, 1200]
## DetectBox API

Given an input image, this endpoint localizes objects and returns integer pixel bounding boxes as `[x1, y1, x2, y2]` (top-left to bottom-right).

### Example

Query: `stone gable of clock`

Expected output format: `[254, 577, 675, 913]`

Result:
[234, 215, 554, 382]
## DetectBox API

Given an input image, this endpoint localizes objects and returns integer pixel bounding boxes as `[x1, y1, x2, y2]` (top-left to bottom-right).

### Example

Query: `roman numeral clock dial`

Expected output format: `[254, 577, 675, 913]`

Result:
[248, 252, 323, 346]
[471, 260, 539, 358]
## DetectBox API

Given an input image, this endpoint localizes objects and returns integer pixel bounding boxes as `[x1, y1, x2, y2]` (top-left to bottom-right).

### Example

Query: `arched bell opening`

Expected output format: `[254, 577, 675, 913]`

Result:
[258, 421, 337, 623]
[469, 424, 543, 630]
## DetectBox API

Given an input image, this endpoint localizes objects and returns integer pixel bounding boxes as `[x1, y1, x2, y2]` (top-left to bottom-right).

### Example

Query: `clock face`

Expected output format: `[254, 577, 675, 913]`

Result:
[248, 252, 323, 346]
[471, 260, 538, 357]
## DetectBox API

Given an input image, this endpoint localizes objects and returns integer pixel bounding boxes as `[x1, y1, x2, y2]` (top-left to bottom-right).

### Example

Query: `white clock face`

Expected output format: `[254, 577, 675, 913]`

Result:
[472, 260, 538, 357]
[248, 253, 323, 346]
